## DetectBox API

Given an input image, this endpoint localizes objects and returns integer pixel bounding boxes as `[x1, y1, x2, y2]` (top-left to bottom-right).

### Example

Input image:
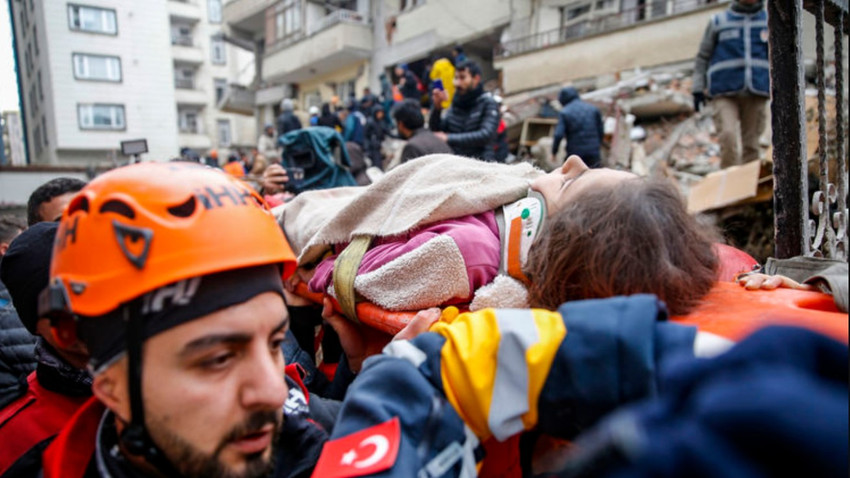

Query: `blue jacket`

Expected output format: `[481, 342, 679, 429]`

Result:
[694, 3, 769, 98]
[552, 87, 604, 166]
[315, 296, 696, 477]
[561, 326, 848, 478]
[344, 110, 366, 146]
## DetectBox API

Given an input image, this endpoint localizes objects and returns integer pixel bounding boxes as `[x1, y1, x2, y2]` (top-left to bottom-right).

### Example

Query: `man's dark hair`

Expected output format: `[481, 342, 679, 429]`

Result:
[455, 60, 482, 77]
[392, 99, 425, 130]
[26, 177, 86, 226]
[0, 215, 26, 245]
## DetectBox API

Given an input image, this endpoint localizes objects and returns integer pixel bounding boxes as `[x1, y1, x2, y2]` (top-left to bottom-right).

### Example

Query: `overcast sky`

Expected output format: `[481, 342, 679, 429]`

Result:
[0, 2, 21, 113]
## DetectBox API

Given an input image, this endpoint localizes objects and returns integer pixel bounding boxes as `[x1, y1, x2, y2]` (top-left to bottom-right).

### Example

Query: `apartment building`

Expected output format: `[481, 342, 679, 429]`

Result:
[222, 0, 512, 120]
[8, 0, 256, 165]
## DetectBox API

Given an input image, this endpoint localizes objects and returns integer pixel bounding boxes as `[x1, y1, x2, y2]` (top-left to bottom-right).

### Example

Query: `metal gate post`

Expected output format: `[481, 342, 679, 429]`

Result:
[769, 0, 810, 258]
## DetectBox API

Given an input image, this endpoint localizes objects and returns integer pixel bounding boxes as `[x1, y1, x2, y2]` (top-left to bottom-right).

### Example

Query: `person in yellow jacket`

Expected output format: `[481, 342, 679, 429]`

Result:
[430, 57, 456, 109]
[313, 294, 703, 476]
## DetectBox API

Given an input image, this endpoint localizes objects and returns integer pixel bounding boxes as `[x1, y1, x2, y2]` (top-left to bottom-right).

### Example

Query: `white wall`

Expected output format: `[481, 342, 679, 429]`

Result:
[43, 0, 180, 163]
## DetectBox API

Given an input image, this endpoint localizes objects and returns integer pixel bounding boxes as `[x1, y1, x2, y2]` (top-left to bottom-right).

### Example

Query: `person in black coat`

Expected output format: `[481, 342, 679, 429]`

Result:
[551, 86, 604, 168]
[277, 98, 303, 137]
[395, 64, 421, 101]
[363, 106, 388, 169]
[429, 60, 500, 161]
[317, 103, 343, 132]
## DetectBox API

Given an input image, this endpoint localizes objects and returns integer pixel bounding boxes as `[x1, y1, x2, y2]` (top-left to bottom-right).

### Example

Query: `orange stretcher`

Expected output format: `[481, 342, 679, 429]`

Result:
[293, 243, 847, 342]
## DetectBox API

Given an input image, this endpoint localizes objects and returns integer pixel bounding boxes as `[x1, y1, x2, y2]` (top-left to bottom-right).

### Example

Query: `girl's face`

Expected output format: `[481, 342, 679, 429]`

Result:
[531, 155, 636, 215]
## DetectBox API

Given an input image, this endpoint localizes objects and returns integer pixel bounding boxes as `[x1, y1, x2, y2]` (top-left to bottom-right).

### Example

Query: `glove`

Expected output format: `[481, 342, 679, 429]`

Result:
[693, 92, 706, 112]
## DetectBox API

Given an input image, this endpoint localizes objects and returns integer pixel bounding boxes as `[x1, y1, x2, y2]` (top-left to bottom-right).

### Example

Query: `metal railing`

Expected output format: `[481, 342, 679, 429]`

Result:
[770, 0, 849, 260]
[175, 77, 195, 89]
[172, 36, 194, 46]
[308, 8, 367, 35]
[494, 0, 723, 58]
[267, 8, 367, 51]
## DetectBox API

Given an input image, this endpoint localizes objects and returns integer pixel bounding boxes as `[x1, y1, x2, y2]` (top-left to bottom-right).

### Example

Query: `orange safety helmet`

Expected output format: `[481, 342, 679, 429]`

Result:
[47, 162, 296, 320]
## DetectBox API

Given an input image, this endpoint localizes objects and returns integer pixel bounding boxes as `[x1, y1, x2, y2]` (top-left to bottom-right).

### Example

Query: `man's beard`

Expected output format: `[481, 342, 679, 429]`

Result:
[149, 410, 282, 478]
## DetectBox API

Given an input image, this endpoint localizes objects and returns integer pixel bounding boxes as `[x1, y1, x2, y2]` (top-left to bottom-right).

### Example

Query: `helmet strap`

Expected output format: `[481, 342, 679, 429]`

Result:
[118, 304, 181, 476]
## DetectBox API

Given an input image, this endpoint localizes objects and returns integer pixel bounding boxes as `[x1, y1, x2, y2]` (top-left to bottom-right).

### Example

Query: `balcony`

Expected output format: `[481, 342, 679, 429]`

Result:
[218, 84, 256, 115]
[263, 9, 372, 83]
[166, 0, 201, 23]
[495, 0, 721, 58]
[175, 87, 208, 106]
[493, 0, 727, 94]
[171, 43, 205, 64]
[168, 0, 202, 22]
[222, 0, 275, 35]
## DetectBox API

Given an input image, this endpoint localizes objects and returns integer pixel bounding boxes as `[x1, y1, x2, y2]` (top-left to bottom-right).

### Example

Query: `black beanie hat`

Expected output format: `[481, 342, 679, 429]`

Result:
[0, 222, 58, 334]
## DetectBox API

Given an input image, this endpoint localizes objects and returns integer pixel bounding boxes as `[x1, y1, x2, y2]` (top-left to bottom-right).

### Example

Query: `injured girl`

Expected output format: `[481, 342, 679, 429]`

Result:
[276, 154, 717, 316]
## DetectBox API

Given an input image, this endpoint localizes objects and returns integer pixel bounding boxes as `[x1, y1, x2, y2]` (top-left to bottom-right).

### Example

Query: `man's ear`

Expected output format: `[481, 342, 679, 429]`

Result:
[92, 359, 131, 422]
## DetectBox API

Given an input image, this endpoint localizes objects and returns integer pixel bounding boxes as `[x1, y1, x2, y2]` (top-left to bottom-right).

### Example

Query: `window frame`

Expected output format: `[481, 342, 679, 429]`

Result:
[213, 78, 227, 104]
[77, 103, 126, 131]
[178, 108, 201, 134]
[217, 119, 232, 147]
[210, 37, 226, 65]
[208, 0, 222, 23]
[72, 52, 123, 82]
[67, 4, 118, 36]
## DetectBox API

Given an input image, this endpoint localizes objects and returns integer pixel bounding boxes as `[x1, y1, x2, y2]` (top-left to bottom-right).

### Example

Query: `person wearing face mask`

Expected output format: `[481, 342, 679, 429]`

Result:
[279, 154, 717, 317]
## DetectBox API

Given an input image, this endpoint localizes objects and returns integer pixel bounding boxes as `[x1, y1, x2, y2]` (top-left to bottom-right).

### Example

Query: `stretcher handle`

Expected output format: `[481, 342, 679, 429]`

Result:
[293, 282, 415, 335]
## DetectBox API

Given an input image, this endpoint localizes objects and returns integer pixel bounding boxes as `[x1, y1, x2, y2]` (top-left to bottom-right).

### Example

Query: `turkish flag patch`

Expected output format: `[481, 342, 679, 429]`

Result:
[312, 417, 401, 478]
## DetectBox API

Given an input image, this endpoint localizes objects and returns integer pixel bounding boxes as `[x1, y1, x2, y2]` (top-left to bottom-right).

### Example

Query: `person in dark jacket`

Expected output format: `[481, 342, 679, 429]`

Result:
[363, 106, 388, 169]
[393, 99, 452, 163]
[429, 60, 501, 161]
[340, 102, 366, 147]
[693, 0, 768, 168]
[0, 215, 36, 411]
[395, 63, 421, 101]
[557, 326, 847, 478]
[317, 103, 343, 132]
[551, 86, 604, 168]
[276, 99, 302, 137]
[0, 222, 92, 477]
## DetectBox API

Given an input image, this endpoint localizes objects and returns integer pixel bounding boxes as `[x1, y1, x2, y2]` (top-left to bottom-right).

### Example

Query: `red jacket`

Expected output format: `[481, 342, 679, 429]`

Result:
[0, 371, 89, 475]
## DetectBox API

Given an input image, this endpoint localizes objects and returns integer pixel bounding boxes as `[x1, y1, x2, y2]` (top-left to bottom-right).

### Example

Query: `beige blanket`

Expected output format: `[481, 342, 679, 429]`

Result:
[275, 154, 544, 265]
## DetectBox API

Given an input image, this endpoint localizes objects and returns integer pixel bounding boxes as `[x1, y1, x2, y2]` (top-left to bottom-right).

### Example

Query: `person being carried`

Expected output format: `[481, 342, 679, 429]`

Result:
[279, 154, 717, 317]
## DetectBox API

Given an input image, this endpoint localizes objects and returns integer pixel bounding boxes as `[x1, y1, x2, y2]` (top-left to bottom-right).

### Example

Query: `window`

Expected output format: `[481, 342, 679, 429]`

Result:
[42, 116, 48, 145]
[217, 119, 231, 146]
[566, 4, 591, 20]
[68, 4, 117, 35]
[214, 78, 227, 104]
[336, 80, 356, 103]
[178, 109, 200, 133]
[304, 90, 321, 110]
[174, 67, 196, 89]
[78, 104, 125, 130]
[171, 23, 193, 46]
[73, 53, 122, 81]
[208, 0, 222, 23]
[24, 46, 32, 75]
[37, 71, 43, 100]
[33, 25, 39, 55]
[33, 124, 42, 156]
[211, 37, 226, 64]
[274, 0, 302, 40]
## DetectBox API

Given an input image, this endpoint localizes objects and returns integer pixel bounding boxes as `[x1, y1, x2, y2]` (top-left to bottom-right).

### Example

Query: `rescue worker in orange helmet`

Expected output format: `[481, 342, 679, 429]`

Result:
[36, 162, 330, 478]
